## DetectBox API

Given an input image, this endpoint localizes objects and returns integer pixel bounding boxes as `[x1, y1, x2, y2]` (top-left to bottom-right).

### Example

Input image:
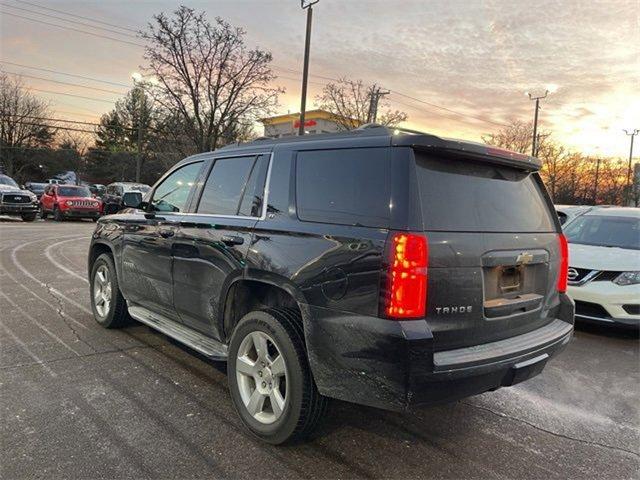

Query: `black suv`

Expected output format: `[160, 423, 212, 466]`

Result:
[88, 126, 574, 444]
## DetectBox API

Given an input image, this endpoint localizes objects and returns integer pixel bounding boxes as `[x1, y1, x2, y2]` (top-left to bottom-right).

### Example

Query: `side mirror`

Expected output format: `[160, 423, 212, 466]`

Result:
[122, 192, 143, 209]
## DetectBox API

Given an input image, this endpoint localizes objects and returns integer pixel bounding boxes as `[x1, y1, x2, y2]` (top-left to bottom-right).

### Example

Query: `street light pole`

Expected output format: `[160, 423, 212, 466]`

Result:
[298, 0, 318, 136]
[623, 129, 639, 205]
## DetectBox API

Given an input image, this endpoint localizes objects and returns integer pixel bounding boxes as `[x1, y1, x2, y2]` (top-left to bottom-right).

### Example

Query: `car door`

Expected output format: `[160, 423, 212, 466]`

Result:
[119, 160, 204, 320]
[41, 186, 54, 212]
[172, 153, 271, 339]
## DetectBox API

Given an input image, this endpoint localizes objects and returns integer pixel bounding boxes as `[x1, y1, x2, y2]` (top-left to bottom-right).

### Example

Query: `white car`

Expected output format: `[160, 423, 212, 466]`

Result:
[564, 207, 640, 329]
[555, 204, 594, 225]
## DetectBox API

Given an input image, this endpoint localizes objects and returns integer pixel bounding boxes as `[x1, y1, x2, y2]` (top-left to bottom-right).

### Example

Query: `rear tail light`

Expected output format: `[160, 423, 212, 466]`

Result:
[382, 233, 428, 319]
[557, 233, 569, 293]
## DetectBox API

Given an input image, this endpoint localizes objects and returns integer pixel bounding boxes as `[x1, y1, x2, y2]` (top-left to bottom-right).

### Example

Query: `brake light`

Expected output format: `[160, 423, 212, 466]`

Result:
[384, 233, 428, 319]
[557, 233, 569, 293]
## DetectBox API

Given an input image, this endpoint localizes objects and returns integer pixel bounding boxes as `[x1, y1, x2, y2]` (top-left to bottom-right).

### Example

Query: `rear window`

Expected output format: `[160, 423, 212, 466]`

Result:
[296, 148, 389, 228]
[414, 152, 555, 232]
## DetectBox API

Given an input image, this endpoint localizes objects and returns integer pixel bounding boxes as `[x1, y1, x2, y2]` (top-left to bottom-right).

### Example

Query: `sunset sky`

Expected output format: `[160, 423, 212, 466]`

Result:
[1, 0, 638, 157]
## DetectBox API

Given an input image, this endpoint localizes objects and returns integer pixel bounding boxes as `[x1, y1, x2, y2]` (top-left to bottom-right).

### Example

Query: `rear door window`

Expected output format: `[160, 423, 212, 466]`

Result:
[414, 152, 555, 232]
[238, 155, 270, 217]
[296, 148, 389, 228]
[197, 156, 256, 215]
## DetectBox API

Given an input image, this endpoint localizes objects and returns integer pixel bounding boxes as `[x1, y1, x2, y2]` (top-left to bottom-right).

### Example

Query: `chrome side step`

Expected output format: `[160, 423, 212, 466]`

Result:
[128, 305, 228, 360]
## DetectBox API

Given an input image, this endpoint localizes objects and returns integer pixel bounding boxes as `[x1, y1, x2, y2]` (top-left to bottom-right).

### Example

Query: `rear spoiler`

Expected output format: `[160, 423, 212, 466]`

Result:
[392, 132, 542, 171]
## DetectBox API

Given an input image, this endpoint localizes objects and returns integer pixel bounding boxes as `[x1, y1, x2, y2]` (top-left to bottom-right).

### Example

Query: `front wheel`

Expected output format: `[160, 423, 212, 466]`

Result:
[228, 308, 328, 444]
[21, 212, 37, 222]
[90, 253, 130, 328]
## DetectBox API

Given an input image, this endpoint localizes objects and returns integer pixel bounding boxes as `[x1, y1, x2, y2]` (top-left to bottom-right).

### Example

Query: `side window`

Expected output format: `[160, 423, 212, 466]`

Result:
[296, 148, 389, 228]
[239, 155, 270, 217]
[197, 156, 256, 215]
[150, 161, 203, 213]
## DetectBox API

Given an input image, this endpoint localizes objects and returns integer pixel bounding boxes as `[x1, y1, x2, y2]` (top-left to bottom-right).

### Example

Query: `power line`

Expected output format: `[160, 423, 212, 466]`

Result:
[13, 0, 138, 33]
[2, 70, 128, 95]
[390, 91, 508, 128]
[2, 3, 139, 39]
[0, 61, 131, 88]
[26, 87, 118, 104]
[0, 11, 146, 47]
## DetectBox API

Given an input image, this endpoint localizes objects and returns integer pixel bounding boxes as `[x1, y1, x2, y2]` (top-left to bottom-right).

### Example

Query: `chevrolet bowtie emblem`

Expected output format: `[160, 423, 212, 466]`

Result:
[516, 252, 534, 264]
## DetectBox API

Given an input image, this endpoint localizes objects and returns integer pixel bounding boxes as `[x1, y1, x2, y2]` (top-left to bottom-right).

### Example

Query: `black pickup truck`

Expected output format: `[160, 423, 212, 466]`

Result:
[87, 125, 574, 444]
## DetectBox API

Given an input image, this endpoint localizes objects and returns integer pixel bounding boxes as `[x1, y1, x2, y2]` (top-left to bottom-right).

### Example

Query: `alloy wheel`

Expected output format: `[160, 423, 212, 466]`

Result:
[236, 331, 288, 425]
[93, 264, 112, 318]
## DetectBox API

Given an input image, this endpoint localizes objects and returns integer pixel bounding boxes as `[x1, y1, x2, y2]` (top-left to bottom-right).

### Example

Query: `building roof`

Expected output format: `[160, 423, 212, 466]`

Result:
[260, 109, 355, 126]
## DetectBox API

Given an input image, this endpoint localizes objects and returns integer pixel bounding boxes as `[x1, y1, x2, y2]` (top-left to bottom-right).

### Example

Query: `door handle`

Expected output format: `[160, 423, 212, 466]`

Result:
[159, 227, 175, 238]
[221, 235, 244, 246]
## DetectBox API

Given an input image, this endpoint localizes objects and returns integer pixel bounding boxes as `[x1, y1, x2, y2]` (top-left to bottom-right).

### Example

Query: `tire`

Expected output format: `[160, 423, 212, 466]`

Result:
[21, 212, 37, 222]
[228, 308, 328, 444]
[53, 206, 63, 221]
[40, 208, 47, 219]
[90, 253, 130, 328]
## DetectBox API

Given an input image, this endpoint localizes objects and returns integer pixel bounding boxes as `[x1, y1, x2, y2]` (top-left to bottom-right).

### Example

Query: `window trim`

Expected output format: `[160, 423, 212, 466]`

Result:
[191, 152, 274, 221]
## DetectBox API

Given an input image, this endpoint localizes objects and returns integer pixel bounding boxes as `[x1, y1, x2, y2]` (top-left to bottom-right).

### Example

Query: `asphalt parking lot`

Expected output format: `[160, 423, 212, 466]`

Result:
[1, 218, 638, 479]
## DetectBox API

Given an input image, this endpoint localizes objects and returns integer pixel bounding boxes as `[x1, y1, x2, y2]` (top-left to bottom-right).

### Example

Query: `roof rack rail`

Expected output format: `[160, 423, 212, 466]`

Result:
[355, 123, 426, 136]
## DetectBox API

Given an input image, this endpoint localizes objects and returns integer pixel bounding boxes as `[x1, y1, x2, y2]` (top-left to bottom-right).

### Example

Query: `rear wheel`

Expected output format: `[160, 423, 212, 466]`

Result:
[228, 308, 328, 444]
[21, 212, 37, 222]
[90, 253, 130, 328]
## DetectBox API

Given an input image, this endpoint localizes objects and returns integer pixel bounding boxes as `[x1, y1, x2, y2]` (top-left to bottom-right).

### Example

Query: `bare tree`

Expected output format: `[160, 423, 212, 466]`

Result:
[140, 6, 282, 152]
[0, 74, 55, 177]
[315, 78, 407, 130]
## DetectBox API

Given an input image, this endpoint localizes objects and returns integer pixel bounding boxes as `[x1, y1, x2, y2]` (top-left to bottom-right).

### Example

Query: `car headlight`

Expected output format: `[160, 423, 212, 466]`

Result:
[613, 271, 640, 286]
[66, 200, 74, 206]
[28, 192, 37, 202]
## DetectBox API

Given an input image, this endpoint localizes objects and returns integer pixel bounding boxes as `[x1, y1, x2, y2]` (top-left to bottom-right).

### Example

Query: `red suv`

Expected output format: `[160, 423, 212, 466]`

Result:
[41, 185, 102, 221]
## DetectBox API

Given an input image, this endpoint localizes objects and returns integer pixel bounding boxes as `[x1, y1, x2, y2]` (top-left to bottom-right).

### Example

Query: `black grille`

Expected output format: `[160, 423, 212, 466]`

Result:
[574, 301, 611, 319]
[1, 193, 31, 204]
[594, 271, 623, 282]
[622, 305, 640, 315]
[567, 267, 593, 283]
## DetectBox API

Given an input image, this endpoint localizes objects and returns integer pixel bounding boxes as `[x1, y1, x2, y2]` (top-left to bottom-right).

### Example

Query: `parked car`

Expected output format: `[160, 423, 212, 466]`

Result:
[40, 184, 102, 221]
[0, 174, 39, 221]
[555, 204, 594, 225]
[101, 182, 151, 214]
[563, 207, 639, 329]
[88, 184, 106, 198]
[24, 181, 48, 200]
[88, 126, 574, 444]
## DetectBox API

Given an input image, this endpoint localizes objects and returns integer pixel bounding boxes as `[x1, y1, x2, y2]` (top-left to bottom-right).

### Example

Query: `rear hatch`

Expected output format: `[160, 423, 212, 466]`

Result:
[411, 149, 561, 351]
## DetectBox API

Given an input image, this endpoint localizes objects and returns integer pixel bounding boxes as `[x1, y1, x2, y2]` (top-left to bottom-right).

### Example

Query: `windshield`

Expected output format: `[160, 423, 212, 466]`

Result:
[0, 175, 19, 188]
[565, 215, 640, 250]
[58, 186, 92, 197]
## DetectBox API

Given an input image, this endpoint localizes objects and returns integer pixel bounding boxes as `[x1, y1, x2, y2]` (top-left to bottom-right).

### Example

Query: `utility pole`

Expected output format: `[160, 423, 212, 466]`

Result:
[367, 86, 390, 124]
[298, 1, 319, 136]
[526, 85, 557, 157]
[593, 156, 601, 205]
[132, 73, 145, 183]
[623, 129, 639, 205]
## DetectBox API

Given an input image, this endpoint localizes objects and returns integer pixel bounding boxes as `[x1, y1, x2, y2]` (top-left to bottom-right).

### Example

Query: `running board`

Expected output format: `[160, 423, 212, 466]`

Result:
[128, 305, 228, 360]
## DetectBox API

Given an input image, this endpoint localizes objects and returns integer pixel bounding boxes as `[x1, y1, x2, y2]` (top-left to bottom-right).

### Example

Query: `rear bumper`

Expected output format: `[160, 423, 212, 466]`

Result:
[303, 294, 574, 411]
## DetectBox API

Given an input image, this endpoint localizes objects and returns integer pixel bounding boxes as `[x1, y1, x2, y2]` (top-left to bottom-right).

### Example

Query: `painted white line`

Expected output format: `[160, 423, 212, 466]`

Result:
[11, 237, 93, 316]
[0, 291, 82, 357]
[44, 237, 89, 284]
[0, 322, 57, 377]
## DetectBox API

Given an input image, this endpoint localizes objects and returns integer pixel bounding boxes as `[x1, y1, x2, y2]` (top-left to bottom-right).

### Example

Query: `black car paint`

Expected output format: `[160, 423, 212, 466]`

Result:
[89, 129, 574, 410]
